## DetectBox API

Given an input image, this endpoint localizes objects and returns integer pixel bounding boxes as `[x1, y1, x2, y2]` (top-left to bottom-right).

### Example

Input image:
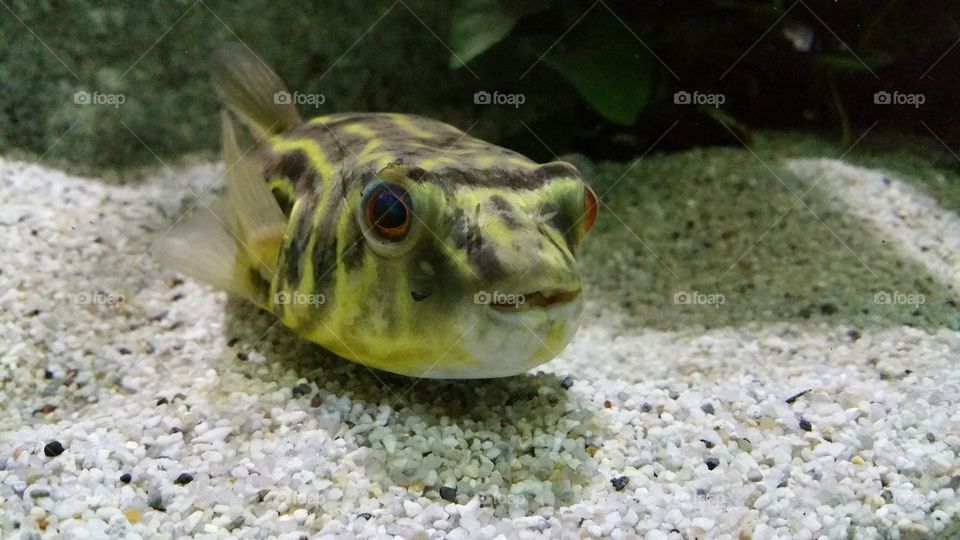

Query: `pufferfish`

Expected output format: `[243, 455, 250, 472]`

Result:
[157, 45, 598, 378]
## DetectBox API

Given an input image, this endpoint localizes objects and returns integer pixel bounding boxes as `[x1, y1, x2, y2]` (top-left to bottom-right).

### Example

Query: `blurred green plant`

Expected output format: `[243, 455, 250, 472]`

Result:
[449, 2, 656, 126]
[448, 0, 959, 149]
[448, 0, 544, 68]
[0, 0, 957, 173]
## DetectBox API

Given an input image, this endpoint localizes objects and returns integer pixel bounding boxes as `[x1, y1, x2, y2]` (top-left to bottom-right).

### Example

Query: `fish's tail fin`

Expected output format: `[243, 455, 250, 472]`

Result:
[212, 43, 302, 138]
[154, 112, 288, 309]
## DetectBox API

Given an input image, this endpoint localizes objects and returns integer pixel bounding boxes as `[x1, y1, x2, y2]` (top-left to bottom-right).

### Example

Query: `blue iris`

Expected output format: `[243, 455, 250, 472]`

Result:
[371, 188, 408, 228]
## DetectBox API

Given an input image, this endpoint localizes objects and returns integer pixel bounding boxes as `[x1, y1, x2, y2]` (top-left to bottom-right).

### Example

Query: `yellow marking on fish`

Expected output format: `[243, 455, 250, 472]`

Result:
[533, 322, 567, 363]
[506, 157, 538, 169]
[343, 124, 378, 139]
[357, 140, 385, 161]
[389, 113, 436, 139]
[269, 138, 334, 177]
[330, 205, 359, 333]
[474, 155, 498, 168]
[267, 177, 294, 198]
[308, 114, 358, 126]
[418, 156, 459, 171]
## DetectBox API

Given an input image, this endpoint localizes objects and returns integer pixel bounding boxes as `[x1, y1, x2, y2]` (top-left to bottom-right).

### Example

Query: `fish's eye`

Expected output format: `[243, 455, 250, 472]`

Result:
[582, 185, 598, 235]
[363, 183, 413, 241]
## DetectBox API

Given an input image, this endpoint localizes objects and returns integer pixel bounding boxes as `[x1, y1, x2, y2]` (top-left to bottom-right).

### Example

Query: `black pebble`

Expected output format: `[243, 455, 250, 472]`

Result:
[701, 403, 715, 415]
[292, 383, 312, 398]
[439, 485, 457, 502]
[610, 476, 629, 491]
[44, 368, 54, 379]
[43, 441, 65, 457]
[700, 439, 715, 449]
[118, 347, 132, 355]
[170, 427, 182, 434]
[560, 376, 574, 390]
[156, 397, 169, 406]
[704, 457, 720, 470]
[358, 512, 372, 520]
[174, 473, 194, 485]
[819, 303, 838, 315]
[799, 418, 813, 431]
[785, 389, 812, 404]
[640, 402, 652, 412]
[120, 473, 132, 483]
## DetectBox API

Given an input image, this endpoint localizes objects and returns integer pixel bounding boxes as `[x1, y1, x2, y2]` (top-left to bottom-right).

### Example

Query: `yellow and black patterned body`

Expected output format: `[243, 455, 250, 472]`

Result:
[158, 47, 597, 378]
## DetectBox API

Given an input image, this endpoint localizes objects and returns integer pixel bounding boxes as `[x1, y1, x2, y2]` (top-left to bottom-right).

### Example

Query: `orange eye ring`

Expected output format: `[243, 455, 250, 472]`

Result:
[582, 185, 598, 235]
[362, 183, 413, 241]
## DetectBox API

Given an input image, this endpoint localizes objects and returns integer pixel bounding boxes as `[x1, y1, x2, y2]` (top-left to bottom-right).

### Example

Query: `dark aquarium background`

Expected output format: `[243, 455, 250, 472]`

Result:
[1, 0, 958, 173]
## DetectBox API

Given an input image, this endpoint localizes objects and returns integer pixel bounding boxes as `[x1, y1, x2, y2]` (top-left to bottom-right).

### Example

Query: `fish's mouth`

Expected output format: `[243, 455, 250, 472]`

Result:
[488, 289, 581, 312]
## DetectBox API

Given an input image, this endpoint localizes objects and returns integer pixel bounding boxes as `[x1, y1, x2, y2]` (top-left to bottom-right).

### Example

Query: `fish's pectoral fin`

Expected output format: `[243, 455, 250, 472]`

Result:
[221, 110, 287, 278]
[153, 198, 267, 304]
[212, 43, 302, 138]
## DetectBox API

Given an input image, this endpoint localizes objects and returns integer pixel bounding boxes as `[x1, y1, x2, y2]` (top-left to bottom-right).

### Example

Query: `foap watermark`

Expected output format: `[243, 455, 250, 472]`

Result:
[273, 291, 326, 306]
[73, 90, 125, 108]
[274, 91, 326, 108]
[260, 488, 324, 510]
[473, 90, 525, 108]
[874, 290, 925, 306]
[874, 90, 924, 108]
[673, 90, 725, 108]
[74, 291, 125, 306]
[476, 491, 538, 510]
[474, 290, 525, 308]
[673, 290, 725, 308]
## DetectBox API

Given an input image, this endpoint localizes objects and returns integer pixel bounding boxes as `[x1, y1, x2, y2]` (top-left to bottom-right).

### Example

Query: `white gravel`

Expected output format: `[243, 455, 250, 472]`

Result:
[0, 152, 958, 539]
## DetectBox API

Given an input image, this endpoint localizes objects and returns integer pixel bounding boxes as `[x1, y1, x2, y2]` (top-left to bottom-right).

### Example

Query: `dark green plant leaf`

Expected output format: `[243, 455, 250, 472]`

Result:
[448, 0, 541, 68]
[539, 16, 654, 125]
[814, 50, 894, 73]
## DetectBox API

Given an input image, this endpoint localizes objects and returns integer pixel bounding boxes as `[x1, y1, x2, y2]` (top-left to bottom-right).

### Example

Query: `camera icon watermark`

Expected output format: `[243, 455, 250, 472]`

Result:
[474, 290, 526, 308]
[73, 291, 125, 306]
[673, 290, 725, 308]
[873, 290, 925, 306]
[274, 91, 326, 108]
[873, 91, 924, 108]
[273, 291, 326, 306]
[73, 90, 125, 108]
[673, 90, 725, 108]
[473, 90, 525, 108]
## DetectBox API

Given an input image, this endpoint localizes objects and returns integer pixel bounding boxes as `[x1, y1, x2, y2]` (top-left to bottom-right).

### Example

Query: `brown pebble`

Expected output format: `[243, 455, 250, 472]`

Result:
[310, 395, 323, 408]
[603, 400, 612, 409]
[33, 404, 58, 415]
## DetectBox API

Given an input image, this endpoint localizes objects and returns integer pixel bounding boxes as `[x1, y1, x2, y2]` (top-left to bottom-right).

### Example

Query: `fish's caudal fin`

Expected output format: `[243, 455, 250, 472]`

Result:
[212, 43, 302, 138]
[154, 113, 288, 308]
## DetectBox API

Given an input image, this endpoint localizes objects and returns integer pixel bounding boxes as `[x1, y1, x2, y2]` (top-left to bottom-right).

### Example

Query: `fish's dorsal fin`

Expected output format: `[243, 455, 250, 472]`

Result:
[212, 43, 302, 138]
